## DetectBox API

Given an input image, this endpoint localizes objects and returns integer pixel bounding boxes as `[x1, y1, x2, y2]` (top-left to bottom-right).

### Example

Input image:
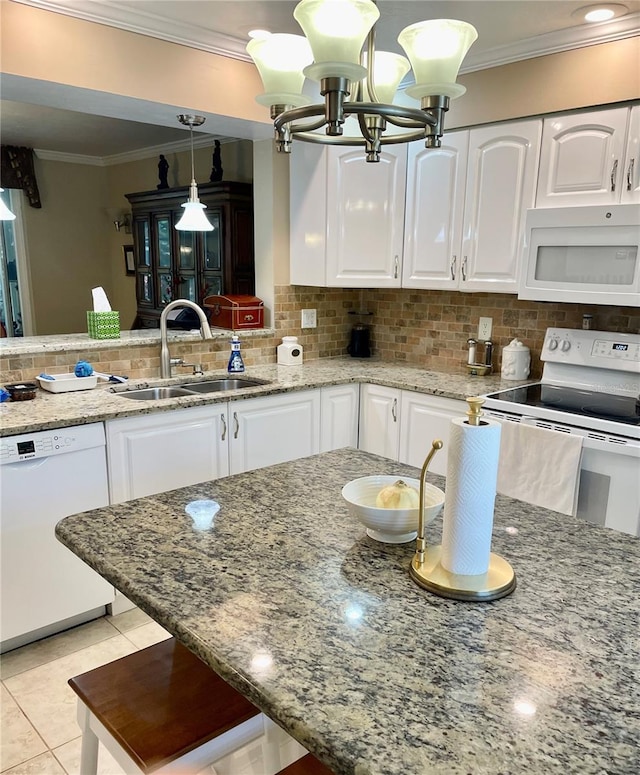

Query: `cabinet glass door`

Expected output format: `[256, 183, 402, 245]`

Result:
[177, 231, 197, 301]
[203, 213, 222, 271]
[159, 273, 173, 305]
[135, 219, 151, 267]
[156, 216, 172, 269]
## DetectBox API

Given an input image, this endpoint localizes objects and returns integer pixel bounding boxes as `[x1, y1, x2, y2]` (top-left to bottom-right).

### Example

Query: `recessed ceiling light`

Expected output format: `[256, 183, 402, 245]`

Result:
[248, 29, 272, 40]
[572, 3, 628, 23]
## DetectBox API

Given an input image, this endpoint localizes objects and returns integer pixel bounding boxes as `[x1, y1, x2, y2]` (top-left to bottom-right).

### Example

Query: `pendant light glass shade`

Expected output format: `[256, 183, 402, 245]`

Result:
[175, 115, 214, 232]
[361, 51, 411, 103]
[398, 19, 478, 99]
[247, 34, 313, 107]
[295, 0, 379, 81]
[175, 182, 214, 231]
[0, 189, 16, 221]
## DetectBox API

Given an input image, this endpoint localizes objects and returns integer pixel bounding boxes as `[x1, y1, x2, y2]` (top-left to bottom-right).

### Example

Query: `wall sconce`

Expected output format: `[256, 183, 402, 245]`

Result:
[113, 214, 132, 233]
[106, 208, 132, 233]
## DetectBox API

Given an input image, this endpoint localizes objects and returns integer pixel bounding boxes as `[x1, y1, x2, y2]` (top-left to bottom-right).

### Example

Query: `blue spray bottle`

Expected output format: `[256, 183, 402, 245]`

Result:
[227, 335, 245, 374]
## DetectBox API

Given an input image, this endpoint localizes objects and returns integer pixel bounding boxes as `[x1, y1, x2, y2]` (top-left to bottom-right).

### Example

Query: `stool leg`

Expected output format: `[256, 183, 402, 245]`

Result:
[76, 702, 99, 775]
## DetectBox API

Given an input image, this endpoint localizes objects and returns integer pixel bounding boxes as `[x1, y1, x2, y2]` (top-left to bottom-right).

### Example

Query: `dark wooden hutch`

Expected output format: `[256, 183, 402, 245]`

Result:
[126, 182, 254, 328]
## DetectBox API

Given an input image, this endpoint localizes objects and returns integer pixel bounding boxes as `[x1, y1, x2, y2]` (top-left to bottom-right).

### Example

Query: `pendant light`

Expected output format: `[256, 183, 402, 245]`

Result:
[247, 0, 478, 162]
[0, 189, 16, 221]
[175, 114, 214, 232]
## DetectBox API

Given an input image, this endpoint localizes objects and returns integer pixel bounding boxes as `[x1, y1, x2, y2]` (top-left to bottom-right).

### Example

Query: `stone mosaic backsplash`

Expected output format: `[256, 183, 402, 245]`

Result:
[1, 285, 637, 383]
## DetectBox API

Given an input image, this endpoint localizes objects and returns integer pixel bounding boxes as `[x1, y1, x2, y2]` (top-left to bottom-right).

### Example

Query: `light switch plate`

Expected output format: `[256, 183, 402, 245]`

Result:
[301, 309, 317, 328]
[478, 317, 493, 341]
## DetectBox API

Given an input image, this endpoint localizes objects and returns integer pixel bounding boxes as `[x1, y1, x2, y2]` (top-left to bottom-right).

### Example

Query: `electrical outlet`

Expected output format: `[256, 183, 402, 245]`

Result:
[478, 317, 493, 341]
[301, 309, 317, 329]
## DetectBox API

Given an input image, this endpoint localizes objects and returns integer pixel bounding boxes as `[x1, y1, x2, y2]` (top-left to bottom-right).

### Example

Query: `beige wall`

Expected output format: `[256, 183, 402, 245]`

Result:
[21, 141, 253, 334]
[449, 37, 640, 128]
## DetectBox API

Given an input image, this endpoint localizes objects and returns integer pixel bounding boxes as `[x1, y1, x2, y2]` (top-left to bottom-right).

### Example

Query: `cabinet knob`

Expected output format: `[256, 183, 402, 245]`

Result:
[392, 398, 398, 422]
[393, 255, 399, 279]
[233, 411, 239, 439]
[611, 158, 618, 192]
[461, 256, 468, 282]
[221, 413, 227, 441]
[627, 158, 635, 192]
[451, 255, 457, 281]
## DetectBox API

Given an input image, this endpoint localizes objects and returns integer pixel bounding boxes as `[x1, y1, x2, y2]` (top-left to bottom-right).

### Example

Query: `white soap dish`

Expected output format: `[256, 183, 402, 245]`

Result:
[36, 373, 99, 393]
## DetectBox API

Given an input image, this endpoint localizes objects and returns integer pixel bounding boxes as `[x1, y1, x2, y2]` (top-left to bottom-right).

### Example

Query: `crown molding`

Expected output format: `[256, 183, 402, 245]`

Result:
[35, 135, 227, 167]
[13, 0, 640, 71]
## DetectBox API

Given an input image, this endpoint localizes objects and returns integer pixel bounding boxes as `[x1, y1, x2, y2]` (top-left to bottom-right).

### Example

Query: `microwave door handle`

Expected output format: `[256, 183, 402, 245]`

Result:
[610, 158, 618, 192]
[627, 158, 635, 191]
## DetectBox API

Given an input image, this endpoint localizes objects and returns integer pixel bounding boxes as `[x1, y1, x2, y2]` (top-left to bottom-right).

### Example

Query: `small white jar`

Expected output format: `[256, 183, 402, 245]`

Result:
[501, 339, 531, 381]
[277, 336, 303, 366]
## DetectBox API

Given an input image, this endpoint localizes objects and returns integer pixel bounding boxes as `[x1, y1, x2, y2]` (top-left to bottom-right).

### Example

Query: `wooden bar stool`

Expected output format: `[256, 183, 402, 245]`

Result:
[276, 753, 335, 774]
[68, 637, 282, 774]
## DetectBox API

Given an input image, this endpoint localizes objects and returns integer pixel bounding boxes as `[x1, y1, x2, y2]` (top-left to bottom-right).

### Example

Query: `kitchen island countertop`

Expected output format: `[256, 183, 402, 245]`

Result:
[0, 359, 526, 437]
[56, 448, 640, 775]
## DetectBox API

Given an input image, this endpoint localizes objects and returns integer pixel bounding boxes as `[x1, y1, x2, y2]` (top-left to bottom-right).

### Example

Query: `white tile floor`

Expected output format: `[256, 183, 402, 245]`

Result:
[0, 609, 173, 774]
[1, 612, 307, 775]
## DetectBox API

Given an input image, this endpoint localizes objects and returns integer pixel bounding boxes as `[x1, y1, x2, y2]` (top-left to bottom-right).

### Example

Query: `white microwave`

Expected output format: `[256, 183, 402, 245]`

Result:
[518, 204, 640, 306]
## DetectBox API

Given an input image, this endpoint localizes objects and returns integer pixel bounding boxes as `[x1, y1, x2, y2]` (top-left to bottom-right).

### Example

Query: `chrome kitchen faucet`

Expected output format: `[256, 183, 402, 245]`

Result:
[159, 300, 213, 379]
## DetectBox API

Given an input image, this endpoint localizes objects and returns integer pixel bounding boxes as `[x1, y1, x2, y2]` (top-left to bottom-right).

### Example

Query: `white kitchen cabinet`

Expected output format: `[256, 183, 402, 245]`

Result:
[536, 105, 639, 207]
[290, 143, 407, 287]
[228, 390, 321, 474]
[460, 120, 542, 293]
[402, 132, 469, 290]
[358, 384, 401, 459]
[320, 384, 359, 452]
[398, 392, 466, 477]
[106, 405, 229, 503]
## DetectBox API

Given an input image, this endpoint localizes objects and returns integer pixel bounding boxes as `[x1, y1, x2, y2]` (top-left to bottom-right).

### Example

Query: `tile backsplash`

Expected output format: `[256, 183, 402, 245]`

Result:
[1, 285, 637, 383]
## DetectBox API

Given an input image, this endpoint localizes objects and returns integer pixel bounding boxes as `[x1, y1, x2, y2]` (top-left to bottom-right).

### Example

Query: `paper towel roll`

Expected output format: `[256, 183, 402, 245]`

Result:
[441, 416, 502, 576]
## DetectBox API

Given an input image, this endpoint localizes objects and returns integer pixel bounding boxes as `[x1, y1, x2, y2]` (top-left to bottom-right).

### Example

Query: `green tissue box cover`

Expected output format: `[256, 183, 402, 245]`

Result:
[87, 311, 120, 339]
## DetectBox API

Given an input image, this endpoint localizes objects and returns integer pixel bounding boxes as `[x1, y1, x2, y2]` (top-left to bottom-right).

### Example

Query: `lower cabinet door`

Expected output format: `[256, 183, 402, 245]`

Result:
[320, 384, 359, 452]
[229, 389, 321, 474]
[106, 405, 229, 503]
[398, 392, 466, 477]
[358, 384, 401, 460]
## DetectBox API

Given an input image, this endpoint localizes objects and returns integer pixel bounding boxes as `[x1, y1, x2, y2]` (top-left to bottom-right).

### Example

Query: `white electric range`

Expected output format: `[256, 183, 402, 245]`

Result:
[483, 327, 640, 536]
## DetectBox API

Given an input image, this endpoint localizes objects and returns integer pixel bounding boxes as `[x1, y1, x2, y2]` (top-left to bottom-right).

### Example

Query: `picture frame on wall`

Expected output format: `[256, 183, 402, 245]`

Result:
[123, 245, 135, 275]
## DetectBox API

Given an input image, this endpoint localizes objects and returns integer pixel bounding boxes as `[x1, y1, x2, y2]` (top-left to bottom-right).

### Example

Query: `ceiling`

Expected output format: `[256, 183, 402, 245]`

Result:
[2, 0, 639, 160]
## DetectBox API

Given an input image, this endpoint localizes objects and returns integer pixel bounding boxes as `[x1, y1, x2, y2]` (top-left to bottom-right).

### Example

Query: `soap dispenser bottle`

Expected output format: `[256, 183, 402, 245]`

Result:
[227, 335, 245, 374]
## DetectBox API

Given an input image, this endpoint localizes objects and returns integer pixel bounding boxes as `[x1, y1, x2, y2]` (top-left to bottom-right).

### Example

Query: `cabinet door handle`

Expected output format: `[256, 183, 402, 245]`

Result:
[450, 255, 457, 281]
[392, 398, 397, 423]
[461, 255, 468, 282]
[611, 158, 618, 192]
[627, 158, 635, 191]
[393, 255, 399, 279]
[233, 411, 239, 439]
[221, 413, 227, 441]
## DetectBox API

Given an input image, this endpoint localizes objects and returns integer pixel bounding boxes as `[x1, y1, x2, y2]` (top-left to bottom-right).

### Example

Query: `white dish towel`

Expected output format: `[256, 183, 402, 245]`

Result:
[496, 420, 583, 516]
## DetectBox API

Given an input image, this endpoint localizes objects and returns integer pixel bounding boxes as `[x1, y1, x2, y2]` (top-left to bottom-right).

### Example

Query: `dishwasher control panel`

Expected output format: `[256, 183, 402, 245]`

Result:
[0, 423, 106, 463]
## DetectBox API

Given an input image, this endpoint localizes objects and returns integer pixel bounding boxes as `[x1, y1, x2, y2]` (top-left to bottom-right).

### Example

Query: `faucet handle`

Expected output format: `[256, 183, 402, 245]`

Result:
[170, 357, 185, 366]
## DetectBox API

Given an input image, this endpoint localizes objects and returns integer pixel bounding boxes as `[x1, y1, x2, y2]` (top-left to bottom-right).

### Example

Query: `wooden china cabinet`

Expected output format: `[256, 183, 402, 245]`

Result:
[126, 182, 255, 328]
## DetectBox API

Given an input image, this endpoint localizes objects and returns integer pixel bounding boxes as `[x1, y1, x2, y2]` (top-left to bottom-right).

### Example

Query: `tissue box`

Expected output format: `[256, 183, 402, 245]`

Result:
[203, 295, 264, 330]
[87, 311, 120, 339]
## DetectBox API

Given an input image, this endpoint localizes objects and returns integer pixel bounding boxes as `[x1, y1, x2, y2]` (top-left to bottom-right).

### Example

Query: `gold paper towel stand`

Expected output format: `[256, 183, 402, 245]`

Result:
[409, 397, 516, 602]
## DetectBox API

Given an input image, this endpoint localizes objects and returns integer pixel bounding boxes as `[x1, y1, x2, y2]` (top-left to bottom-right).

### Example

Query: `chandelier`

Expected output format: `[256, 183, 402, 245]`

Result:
[246, 0, 477, 162]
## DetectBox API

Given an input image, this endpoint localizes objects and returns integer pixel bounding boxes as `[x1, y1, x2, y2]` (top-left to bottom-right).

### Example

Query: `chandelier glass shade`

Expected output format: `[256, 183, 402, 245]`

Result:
[247, 0, 478, 162]
[175, 114, 214, 232]
[0, 189, 16, 221]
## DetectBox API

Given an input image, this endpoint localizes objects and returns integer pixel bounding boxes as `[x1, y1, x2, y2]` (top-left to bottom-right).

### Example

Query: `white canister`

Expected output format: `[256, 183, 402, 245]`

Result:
[277, 336, 303, 366]
[500, 339, 531, 381]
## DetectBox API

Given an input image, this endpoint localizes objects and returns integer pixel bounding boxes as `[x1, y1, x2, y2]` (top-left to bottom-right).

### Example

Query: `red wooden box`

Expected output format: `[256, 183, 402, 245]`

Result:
[203, 295, 264, 330]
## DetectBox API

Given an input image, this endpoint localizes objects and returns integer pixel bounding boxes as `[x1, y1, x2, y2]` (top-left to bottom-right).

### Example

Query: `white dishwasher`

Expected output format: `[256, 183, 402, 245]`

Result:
[1, 422, 114, 652]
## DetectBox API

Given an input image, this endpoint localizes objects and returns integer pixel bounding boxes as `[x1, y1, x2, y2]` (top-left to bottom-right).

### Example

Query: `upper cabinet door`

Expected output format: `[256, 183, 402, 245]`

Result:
[461, 119, 542, 293]
[622, 105, 640, 204]
[325, 145, 407, 287]
[402, 132, 469, 289]
[536, 107, 629, 207]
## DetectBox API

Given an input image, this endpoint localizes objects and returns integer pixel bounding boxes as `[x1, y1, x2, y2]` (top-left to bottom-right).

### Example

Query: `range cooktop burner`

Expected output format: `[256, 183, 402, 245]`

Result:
[485, 383, 640, 427]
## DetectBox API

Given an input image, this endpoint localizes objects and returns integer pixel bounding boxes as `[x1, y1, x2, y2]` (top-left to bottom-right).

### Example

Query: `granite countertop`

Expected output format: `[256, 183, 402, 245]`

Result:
[0, 359, 527, 437]
[56, 448, 640, 775]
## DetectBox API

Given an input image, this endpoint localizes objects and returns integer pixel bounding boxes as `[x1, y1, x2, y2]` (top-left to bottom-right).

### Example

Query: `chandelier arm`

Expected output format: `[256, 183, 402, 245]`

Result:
[290, 129, 435, 147]
[342, 102, 436, 127]
[274, 103, 327, 132]
[357, 113, 377, 145]
[364, 25, 381, 105]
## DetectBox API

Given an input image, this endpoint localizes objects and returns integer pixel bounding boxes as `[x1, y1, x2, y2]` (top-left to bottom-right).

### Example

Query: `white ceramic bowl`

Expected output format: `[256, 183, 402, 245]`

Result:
[341, 475, 445, 544]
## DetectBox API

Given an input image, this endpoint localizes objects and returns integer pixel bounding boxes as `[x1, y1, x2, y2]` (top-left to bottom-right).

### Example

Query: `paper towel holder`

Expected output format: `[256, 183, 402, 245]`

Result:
[409, 399, 517, 602]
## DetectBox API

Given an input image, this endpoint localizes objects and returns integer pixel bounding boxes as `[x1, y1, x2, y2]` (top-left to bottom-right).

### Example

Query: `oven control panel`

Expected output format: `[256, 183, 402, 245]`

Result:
[542, 328, 640, 372]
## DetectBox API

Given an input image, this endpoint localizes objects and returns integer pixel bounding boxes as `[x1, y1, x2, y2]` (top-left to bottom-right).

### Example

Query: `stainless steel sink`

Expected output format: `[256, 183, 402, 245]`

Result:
[119, 387, 195, 400]
[118, 378, 271, 400]
[178, 378, 270, 393]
